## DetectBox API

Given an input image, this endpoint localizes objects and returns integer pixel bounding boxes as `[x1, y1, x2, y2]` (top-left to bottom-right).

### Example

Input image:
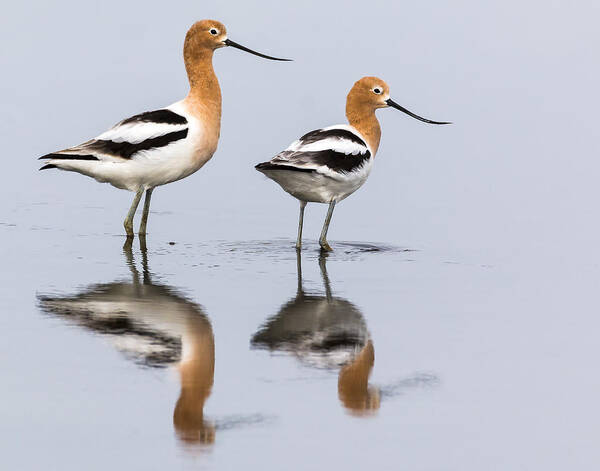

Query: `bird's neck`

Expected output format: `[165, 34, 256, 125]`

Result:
[183, 49, 222, 131]
[346, 100, 381, 155]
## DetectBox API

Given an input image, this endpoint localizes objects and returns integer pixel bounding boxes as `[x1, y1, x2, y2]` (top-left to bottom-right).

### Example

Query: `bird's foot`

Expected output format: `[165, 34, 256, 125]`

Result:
[124, 221, 134, 237]
[319, 239, 333, 252]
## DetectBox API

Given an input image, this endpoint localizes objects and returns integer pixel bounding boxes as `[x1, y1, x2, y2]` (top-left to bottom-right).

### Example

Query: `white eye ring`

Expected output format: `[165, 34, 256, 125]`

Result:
[210, 28, 219, 35]
[373, 88, 382, 95]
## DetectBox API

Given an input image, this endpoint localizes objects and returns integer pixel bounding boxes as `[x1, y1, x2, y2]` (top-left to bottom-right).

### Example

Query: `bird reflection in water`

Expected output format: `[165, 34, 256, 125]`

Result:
[252, 252, 380, 415]
[37, 238, 215, 448]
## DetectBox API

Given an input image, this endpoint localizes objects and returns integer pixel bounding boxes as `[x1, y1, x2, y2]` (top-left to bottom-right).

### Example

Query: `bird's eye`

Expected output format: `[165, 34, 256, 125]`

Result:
[210, 28, 218, 35]
[373, 88, 382, 94]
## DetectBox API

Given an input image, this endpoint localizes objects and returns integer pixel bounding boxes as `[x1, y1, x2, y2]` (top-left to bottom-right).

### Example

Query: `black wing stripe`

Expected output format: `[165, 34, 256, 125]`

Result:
[38, 153, 100, 161]
[120, 109, 188, 126]
[299, 128, 367, 147]
[255, 162, 316, 173]
[258, 149, 371, 174]
[301, 149, 371, 172]
[88, 128, 188, 159]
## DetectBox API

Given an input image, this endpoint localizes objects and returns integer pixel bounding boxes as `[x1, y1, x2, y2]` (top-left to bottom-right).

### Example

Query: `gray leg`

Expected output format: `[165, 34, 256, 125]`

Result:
[139, 188, 154, 235]
[319, 200, 336, 251]
[124, 189, 143, 237]
[296, 201, 307, 250]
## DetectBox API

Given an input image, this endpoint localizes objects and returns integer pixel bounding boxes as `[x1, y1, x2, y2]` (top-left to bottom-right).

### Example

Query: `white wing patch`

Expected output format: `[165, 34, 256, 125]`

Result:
[287, 136, 367, 155]
[96, 121, 187, 144]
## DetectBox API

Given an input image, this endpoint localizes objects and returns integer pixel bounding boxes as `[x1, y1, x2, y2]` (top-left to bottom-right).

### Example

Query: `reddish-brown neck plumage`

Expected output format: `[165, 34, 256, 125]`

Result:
[184, 47, 222, 110]
[182, 43, 222, 150]
[345, 95, 381, 155]
[185, 48, 221, 99]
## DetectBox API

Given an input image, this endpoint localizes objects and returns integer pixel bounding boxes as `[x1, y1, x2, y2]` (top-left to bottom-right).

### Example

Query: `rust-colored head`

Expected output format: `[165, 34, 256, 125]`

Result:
[344, 77, 389, 154]
[347, 76, 391, 111]
[184, 20, 228, 55]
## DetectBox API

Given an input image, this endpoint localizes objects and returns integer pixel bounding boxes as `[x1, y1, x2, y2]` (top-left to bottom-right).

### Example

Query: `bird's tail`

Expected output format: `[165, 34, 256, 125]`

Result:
[39, 163, 57, 170]
[38, 152, 99, 171]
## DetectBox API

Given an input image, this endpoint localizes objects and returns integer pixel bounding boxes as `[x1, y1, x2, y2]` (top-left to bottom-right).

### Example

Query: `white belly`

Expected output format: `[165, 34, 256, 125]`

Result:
[259, 165, 371, 203]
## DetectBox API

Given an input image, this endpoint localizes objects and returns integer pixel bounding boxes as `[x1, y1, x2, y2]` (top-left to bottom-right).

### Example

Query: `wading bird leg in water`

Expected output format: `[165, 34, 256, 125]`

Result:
[319, 201, 336, 252]
[296, 201, 307, 249]
[124, 189, 144, 237]
[139, 189, 154, 236]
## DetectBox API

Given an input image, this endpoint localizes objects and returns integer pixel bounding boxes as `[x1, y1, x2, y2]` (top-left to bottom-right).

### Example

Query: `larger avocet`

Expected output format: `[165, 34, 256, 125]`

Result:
[39, 20, 290, 237]
[256, 76, 450, 251]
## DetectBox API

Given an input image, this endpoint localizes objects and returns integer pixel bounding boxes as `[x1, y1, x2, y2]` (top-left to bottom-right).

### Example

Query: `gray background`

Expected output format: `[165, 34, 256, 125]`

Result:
[1, 0, 600, 469]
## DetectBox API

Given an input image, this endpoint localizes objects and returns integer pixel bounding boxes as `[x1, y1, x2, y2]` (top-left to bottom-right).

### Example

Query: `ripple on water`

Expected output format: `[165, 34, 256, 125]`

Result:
[149, 239, 415, 266]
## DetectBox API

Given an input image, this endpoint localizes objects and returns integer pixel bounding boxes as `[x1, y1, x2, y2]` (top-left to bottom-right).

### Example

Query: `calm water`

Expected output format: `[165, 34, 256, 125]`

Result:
[3, 220, 600, 469]
[2, 0, 600, 469]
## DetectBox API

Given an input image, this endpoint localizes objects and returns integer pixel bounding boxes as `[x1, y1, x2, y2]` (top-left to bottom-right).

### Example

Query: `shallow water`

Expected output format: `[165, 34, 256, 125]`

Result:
[3, 213, 600, 469]
[4, 228, 445, 469]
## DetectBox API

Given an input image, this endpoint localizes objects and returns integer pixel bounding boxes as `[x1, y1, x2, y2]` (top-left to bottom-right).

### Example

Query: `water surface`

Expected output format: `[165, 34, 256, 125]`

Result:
[2, 0, 600, 469]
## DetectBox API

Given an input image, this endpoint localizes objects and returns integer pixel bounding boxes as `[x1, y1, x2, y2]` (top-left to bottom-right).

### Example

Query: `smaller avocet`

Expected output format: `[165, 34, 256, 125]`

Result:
[256, 76, 450, 251]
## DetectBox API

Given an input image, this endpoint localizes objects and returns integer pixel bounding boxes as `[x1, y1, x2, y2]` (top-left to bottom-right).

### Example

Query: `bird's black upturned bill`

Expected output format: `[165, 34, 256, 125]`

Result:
[224, 39, 292, 61]
[386, 99, 451, 125]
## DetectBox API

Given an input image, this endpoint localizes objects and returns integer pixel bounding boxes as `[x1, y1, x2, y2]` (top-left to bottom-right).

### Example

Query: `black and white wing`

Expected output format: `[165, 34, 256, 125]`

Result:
[255, 125, 371, 178]
[39, 107, 189, 168]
